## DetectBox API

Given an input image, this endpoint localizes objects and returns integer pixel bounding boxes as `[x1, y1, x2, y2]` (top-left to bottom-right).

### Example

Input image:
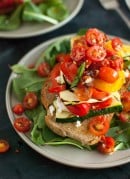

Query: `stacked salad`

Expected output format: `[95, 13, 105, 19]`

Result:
[11, 28, 130, 154]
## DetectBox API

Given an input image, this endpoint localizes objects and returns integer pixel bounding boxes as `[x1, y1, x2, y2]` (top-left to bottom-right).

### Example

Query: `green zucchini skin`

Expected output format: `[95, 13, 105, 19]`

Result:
[56, 105, 123, 123]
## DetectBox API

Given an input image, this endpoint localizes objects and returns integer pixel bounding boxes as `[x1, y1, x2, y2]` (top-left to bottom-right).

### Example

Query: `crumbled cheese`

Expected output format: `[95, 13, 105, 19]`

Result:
[55, 71, 65, 84]
[55, 96, 69, 113]
[49, 105, 55, 115]
[84, 76, 94, 84]
[124, 69, 130, 78]
[75, 120, 81, 127]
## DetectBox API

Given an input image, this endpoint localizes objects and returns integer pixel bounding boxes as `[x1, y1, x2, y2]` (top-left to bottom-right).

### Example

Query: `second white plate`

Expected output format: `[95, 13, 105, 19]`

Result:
[0, 0, 84, 38]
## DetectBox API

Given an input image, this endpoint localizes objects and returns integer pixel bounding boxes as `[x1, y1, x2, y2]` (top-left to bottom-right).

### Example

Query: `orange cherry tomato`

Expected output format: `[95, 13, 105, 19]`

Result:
[88, 116, 110, 136]
[23, 92, 38, 110]
[98, 66, 119, 83]
[67, 103, 90, 117]
[37, 62, 51, 77]
[12, 103, 24, 115]
[86, 45, 106, 62]
[91, 87, 109, 100]
[0, 139, 10, 153]
[74, 86, 93, 101]
[85, 28, 107, 46]
[97, 136, 115, 154]
[112, 37, 123, 51]
[14, 117, 31, 133]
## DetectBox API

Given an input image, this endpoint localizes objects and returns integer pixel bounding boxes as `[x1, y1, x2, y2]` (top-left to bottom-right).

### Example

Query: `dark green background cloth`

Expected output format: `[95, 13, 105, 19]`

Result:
[1, 0, 130, 178]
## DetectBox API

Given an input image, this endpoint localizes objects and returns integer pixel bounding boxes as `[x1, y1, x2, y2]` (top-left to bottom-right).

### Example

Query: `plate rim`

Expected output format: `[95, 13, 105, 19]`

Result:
[5, 34, 130, 169]
[0, 0, 84, 39]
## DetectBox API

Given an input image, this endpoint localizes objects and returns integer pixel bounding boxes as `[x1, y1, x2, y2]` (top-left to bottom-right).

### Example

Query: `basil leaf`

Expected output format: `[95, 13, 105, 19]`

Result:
[71, 62, 86, 88]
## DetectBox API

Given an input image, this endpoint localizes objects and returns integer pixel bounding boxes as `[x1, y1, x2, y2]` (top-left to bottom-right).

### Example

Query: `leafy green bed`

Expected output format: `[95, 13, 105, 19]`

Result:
[11, 35, 130, 152]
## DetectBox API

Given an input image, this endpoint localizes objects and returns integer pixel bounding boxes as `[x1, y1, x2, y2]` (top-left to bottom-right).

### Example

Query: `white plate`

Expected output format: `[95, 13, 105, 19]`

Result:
[6, 34, 130, 169]
[125, 0, 130, 10]
[0, 0, 84, 38]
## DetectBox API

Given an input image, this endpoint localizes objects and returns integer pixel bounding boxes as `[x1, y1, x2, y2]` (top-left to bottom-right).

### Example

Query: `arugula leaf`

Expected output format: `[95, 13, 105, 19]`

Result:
[71, 62, 86, 88]
[22, 2, 58, 24]
[11, 64, 36, 74]
[0, 5, 23, 31]
[36, 38, 70, 68]
[12, 69, 45, 101]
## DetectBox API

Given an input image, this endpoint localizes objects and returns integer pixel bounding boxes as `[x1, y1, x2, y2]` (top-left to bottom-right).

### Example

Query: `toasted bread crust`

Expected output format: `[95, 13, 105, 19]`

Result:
[41, 79, 113, 146]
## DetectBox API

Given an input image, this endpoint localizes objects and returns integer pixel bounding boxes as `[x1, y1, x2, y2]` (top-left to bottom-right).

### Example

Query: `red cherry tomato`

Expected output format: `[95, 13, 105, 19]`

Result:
[109, 55, 123, 70]
[85, 28, 107, 46]
[67, 103, 90, 117]
[12, 103, 24, 115]
[98, 66, 119, 83]
[56, 53, 68, 62]
[112, 37, 123, 51]
[14, 117, 31, 133]
[91, 97, 113, 110]
[0, 139, 10, 153]
[37, 62, 51, 77]
[71, 44, 86, 63]
[60, 55, 78, 83]
[118, 112, 130, 122]
[97, 136, 115, 154]
[23, 92, 38, 109]
[88, 116, 110, 136]
[86, 45, 106, 62]
[49, 63, 66, 93]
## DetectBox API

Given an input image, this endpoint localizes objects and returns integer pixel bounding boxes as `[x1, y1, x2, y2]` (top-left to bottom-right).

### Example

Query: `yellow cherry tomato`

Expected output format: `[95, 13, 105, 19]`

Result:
[93, 71, 125, 92]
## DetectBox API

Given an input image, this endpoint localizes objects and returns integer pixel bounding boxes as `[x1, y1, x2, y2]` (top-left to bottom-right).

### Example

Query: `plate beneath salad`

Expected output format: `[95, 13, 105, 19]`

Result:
[0, 0, 84, 38]
[6, 31, 130, 169]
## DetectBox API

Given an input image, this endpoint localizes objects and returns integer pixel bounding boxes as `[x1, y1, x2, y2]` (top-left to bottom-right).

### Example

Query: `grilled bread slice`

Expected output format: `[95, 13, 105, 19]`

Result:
[41, 80, 113, 146]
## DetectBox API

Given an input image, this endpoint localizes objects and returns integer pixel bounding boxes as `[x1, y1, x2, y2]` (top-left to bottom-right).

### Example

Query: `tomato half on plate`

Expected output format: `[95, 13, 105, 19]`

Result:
[14, 117, 32, 133]
[97, 136, 115, 154]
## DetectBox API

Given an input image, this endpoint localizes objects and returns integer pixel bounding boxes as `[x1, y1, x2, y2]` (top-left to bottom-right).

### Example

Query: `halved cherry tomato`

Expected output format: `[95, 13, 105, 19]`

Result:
[60, 55, 78, 83]
[91, 97, 113, 110]
[112, 37, 123, 51]
[12, 103, 24, 115]
[0, 139, 10, 153]
[109, 55, 123, 70]
[97, 136, 115, 154]
[91, 87, 109, 100]
[56, 53, 69, 62]
[118, 112, 130, 122]
[85, 28, 107, 46]
[121, 92, 130, 112]
[88, 116, 110, 136]
[74, 86, 93, 101]
[49, 63, 66, 93]
[86, 45, 106, 62]
[37, 62, 51, 77]
[67, 103, 90, 117]
[23, 92, 38, 109]
[71, 44, 86, 63]
[98, 66, 119, 83]
[14, 117, 31, 133]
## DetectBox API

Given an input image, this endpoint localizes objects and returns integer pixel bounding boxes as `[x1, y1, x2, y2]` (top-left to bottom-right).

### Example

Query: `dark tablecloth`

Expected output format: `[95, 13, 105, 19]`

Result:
[1, 0, 130, 178]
